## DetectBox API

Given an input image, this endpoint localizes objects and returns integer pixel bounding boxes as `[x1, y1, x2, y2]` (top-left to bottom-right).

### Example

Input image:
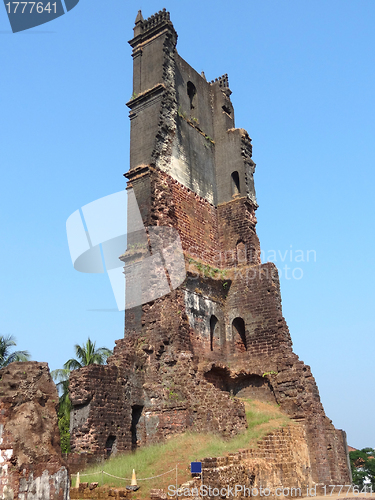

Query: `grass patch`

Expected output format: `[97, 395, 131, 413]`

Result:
[73, 400, 290, 498]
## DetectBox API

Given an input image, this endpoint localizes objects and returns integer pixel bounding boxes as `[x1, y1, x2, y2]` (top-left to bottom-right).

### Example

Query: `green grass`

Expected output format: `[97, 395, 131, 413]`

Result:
[73, 399, 291, 498]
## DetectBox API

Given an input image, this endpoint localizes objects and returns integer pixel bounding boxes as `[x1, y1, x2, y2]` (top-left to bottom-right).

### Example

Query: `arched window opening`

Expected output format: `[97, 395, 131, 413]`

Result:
[105, 435, 116, 457]
[231, 171, 240, 196]
[232, 317, 247, 352]
[236, 240, 247, 265]
[210, 315, 219, 351]
[187, 81, 196, 110]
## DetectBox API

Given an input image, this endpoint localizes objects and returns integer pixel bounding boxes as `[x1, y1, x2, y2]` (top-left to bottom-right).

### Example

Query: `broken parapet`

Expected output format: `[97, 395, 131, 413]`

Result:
[0, 362, 69, 500]
[210, 73, 229, 88]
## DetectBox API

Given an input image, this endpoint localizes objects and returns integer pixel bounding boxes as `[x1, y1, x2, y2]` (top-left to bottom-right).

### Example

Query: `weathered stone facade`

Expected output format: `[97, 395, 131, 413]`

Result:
[69, 8, 351, 489]
[0, 362, 69, 500]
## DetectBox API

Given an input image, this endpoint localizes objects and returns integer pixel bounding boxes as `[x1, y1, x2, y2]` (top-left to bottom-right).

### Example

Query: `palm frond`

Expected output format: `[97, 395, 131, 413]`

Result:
[63, 358, 82, 370]
[0, 335, 30, 368]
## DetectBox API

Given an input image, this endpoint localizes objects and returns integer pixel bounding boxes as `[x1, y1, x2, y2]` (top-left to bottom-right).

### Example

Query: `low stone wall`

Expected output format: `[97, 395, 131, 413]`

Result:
[200, 424, 313, 497]
[70, 483, 128, 499]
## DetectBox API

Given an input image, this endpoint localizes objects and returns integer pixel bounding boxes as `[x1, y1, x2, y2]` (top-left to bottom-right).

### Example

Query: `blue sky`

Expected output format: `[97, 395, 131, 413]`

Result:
[1, 0, 374, 449]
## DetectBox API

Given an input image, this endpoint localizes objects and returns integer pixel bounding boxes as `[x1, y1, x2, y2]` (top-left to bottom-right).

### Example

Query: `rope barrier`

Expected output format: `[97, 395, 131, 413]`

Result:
[71, 472, 101, 477]
[71, 467, 176, 481]
[122, 468, 176, 481]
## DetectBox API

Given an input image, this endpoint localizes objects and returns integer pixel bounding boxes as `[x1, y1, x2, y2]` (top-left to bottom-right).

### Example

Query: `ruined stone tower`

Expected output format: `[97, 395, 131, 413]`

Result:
[69, 9, 351, 487]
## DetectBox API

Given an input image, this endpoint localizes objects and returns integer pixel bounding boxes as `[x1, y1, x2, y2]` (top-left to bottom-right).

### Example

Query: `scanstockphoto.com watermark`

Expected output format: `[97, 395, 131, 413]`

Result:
[167, 484, 373, 498]
[168, 485, 305, 498]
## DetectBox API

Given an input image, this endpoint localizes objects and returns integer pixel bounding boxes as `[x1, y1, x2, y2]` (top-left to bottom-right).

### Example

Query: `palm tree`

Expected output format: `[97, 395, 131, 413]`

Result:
[63, 337, 112, 370]
[51, 368, 72, 453]
[0, 335, 30, 368]
[51, 368, 71, 411]
[51, 338, 112, 453]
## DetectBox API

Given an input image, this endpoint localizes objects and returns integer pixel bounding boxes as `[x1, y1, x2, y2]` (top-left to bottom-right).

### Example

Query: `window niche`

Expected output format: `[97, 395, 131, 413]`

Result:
[105, 435, 117, 457]
[131, 405, 143, 450]
[210, 315, 219, 351]
[236, 240, 247, 265]
[187, 81, 196, 110]
[231, 171, 240, 197]
[232, 317, 247, 353]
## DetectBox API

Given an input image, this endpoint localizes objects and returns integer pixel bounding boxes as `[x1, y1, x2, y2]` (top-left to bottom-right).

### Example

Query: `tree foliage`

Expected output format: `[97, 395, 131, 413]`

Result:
[51, 368, 71, 453]
[63, 338, 112, 370]
[350, 448, 375, 489]
[52, 338, 112, 453]
[0, 335, 30, 368]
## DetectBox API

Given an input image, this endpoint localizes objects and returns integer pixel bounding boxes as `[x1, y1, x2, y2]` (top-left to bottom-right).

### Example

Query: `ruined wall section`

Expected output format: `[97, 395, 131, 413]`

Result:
[156, 170, 219, 266]
[182, 424, 314, 500]
[116, 288, 247, 443]
[69, 364, 131, 455]
[171, 54, 217, 203]
[200, 348, 351, 485]
[217, 197, 260, 267]
[224, 262, 292, 357]
[0, 362, 69, 500]
[70, 286, 248, 456]
[128, 11, 257, 207]
[128, 10, 177, 173]
[126, 167, 219, 266]
[271, 359, 351, 485]
[203, 424, 313, 496]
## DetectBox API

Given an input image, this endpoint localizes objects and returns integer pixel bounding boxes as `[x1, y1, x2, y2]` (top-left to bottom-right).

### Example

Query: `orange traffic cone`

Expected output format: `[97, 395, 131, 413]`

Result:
[131, 469, 137, 486]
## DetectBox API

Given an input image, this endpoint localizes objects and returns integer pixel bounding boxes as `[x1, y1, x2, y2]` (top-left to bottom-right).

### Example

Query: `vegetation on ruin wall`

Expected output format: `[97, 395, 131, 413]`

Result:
[74, 400, 290, 498]
[187, 257, 229, 281]
[177, 107, 215, 146]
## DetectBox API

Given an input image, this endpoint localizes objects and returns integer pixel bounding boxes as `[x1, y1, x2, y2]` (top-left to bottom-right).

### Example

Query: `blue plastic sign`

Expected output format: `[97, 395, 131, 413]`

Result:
[191, 462, 202, 474]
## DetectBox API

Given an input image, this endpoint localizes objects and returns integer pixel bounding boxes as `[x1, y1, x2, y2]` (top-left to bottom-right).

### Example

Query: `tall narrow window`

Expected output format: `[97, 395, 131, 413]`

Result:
[210, 315, 219, 351]
[231, 171, 240, 196]
[232, 317, 247, 352]
[187, 81, 196, 110]
[131, 405, 143, 450]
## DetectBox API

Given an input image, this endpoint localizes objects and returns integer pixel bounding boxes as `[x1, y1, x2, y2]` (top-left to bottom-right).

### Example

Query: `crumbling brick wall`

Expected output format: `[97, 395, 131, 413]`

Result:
[69, 293, 247, 455]
[0, 362, 69, 500]
[200, 423, 314, 498]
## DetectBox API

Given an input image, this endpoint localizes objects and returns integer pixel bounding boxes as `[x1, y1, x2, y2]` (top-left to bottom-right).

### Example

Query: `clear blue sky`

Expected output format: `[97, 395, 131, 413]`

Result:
[1, 0, 374, 450]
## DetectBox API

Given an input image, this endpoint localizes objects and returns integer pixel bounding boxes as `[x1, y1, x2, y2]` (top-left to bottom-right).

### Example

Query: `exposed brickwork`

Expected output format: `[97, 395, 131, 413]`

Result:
[70, 289, 246, 456]
[69, 8, 351, 490]
[0, 362, 69, 499]
[200, 423, 314, 498]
